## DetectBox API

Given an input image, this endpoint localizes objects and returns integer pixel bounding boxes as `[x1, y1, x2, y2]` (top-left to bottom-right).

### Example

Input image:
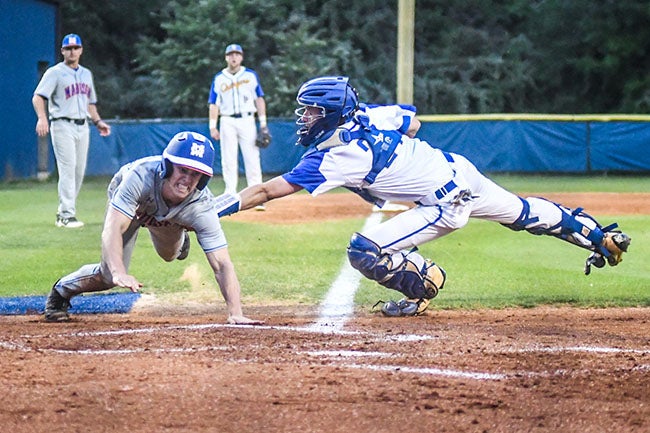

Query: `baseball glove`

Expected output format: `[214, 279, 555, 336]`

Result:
[256, 126, 272, 148]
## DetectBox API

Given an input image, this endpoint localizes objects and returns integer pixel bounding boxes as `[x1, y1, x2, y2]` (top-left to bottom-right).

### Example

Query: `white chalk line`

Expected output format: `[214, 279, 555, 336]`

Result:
[4, 321, 649, 382]
[308, 211, 383, 332]
[17, 322, 432, 342]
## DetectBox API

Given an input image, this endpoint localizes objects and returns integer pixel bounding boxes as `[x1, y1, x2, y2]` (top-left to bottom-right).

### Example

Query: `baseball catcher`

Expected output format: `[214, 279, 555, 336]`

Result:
[214, 76, 632, 317]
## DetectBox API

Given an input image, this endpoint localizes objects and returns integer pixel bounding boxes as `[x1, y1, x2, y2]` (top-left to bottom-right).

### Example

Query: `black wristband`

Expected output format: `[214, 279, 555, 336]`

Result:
[93, 118, 101, 126]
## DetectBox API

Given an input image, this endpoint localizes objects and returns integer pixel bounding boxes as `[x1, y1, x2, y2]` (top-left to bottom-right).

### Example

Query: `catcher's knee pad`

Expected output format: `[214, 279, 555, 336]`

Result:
[347, 233, 391, 281]
[347, 233, 446, 299]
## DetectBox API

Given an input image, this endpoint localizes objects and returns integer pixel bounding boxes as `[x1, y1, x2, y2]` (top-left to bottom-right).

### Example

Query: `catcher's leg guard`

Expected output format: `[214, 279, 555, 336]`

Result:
[503, 197, 631, 273]
[347, 233, 446, 299]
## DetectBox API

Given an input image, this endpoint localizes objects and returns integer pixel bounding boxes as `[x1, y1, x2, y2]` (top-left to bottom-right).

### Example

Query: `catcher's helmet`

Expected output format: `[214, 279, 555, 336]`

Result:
[294, 76, 359, 147]
[161, 131, 215, 190]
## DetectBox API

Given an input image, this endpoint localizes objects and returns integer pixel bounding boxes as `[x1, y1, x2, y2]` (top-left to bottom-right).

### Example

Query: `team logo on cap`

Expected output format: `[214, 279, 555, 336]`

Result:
[62, 34, 82, 47]
[225, 44, 243, 55]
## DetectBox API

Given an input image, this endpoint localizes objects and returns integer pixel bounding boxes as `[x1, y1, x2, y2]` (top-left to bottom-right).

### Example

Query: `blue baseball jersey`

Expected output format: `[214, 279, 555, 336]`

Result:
[282, 105, 460, 206]
[108, 156, 228, 253]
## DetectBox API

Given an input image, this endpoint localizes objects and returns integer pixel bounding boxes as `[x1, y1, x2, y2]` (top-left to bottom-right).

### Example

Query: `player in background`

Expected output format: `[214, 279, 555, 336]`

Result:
[32, 33, 111, 228]
[44, 131, 261, 325]
[214, 76, 631, 316]
[208, 43, 269, 210]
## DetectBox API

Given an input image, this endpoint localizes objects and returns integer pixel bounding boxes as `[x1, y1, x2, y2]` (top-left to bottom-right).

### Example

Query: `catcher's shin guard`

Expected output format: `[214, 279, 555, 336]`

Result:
[504, 197, 631, 273]
[347, 233, 446, 299]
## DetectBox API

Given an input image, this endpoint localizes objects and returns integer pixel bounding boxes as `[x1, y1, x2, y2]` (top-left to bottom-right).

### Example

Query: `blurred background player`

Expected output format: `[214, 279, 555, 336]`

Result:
[44, 131, 261, 325]
[208, 43, 269, 210]
[215, 76, 631, 316]
[32, 33, 111, 228]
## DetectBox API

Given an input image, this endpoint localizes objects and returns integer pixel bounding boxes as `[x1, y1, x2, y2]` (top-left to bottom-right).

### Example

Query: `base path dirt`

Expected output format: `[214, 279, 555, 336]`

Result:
[1, 306, 648, 432]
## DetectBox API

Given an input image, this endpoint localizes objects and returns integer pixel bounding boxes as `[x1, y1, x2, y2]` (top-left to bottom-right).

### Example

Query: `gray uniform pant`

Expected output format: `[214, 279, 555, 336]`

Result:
[55, 218, 185, 299]
[50, 120, 89, 218]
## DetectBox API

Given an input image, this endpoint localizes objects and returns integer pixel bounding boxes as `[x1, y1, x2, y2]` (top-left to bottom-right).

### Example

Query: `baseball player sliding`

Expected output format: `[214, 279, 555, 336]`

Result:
[215, 76, 631, 316]
[208, 43, 269, 208]
[32, 33, 111, 228]
[44, 131, 261, 325]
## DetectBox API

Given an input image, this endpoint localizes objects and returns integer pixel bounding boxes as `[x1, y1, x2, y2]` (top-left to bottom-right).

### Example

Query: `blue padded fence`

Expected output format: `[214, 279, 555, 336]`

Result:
[20, 117, 650, 179]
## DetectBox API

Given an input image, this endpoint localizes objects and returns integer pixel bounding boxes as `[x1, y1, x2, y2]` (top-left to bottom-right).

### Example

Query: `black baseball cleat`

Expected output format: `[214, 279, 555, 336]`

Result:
[44, 283, 71, 322]
[177, 231, 190, 260]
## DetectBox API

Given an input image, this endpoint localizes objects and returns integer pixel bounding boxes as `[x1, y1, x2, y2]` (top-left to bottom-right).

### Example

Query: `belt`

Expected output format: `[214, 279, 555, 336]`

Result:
[51, 117, 86, 125]
[434, 180, 458, 200]
[222, 112, 254, 118]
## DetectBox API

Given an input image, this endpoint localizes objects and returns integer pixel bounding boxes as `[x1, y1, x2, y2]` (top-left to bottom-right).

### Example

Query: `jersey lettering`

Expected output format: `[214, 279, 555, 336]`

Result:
[64, 82, 92, 99]
[220, 79, 251, 92]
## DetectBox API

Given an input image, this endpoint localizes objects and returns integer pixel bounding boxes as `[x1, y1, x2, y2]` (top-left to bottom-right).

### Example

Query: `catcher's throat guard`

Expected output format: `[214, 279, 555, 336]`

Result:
[347, 233, 446, 299]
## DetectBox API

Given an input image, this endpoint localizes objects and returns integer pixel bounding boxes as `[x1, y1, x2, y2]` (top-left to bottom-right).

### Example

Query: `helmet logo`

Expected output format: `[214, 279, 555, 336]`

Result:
[191, 143, 206, 159]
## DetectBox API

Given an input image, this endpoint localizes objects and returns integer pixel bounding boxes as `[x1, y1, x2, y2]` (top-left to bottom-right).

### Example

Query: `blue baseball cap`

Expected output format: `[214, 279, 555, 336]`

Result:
[62, 34, 82, 48]
[225, 44, 243, 55]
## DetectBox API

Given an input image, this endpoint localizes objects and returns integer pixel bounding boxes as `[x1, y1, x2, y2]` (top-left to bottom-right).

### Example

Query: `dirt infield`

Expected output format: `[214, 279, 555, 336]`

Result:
[1, 192, 648, 432]
[1, 307, 649, 432]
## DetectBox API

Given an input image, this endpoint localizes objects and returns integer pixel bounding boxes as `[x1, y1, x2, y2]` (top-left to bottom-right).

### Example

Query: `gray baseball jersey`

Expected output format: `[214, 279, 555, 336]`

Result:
[34, 62, 97, 119]
[108, 156, 228, 253]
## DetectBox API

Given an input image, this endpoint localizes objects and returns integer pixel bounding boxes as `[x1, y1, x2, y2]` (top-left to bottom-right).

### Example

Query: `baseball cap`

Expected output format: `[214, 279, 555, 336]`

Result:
[225, 44, 243, 55]
[62, 34, 83, 48]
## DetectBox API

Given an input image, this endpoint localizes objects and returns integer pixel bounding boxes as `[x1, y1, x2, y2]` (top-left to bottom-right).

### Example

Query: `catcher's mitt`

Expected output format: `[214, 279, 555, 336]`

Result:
[256, 127, 272, 148]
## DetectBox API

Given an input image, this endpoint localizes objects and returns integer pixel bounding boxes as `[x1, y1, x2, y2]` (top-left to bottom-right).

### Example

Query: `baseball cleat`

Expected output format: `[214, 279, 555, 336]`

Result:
[601, 232, 631, 266]
[379, 298, 430, 317]
[44, 283, 71, 322]
[56, 215, 84, 228]
[585, 232, 631, 275]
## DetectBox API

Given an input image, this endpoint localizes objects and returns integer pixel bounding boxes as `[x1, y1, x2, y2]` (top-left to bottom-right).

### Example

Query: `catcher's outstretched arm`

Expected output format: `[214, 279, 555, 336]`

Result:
[214, 176, 303, 217]
[240, 176, 302, 210]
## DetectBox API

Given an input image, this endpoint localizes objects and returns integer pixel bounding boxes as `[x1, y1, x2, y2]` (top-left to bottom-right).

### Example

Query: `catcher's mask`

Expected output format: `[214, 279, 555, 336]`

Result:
[161, 131, 215, 190]
[294, 76, 359, 147]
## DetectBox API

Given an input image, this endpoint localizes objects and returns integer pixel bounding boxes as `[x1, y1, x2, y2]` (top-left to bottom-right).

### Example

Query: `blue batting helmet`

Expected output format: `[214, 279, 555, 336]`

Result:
[294, 76, 359, 147]
[161, 131, 215, 190]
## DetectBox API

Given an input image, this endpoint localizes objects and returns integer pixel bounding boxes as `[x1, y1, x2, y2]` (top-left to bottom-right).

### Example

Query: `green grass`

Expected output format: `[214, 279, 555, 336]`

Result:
[1, 174, 648, 310]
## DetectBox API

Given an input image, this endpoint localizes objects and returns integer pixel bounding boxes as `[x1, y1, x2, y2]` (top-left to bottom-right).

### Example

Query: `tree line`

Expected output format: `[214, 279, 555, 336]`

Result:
[61, 0, 650, 119]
